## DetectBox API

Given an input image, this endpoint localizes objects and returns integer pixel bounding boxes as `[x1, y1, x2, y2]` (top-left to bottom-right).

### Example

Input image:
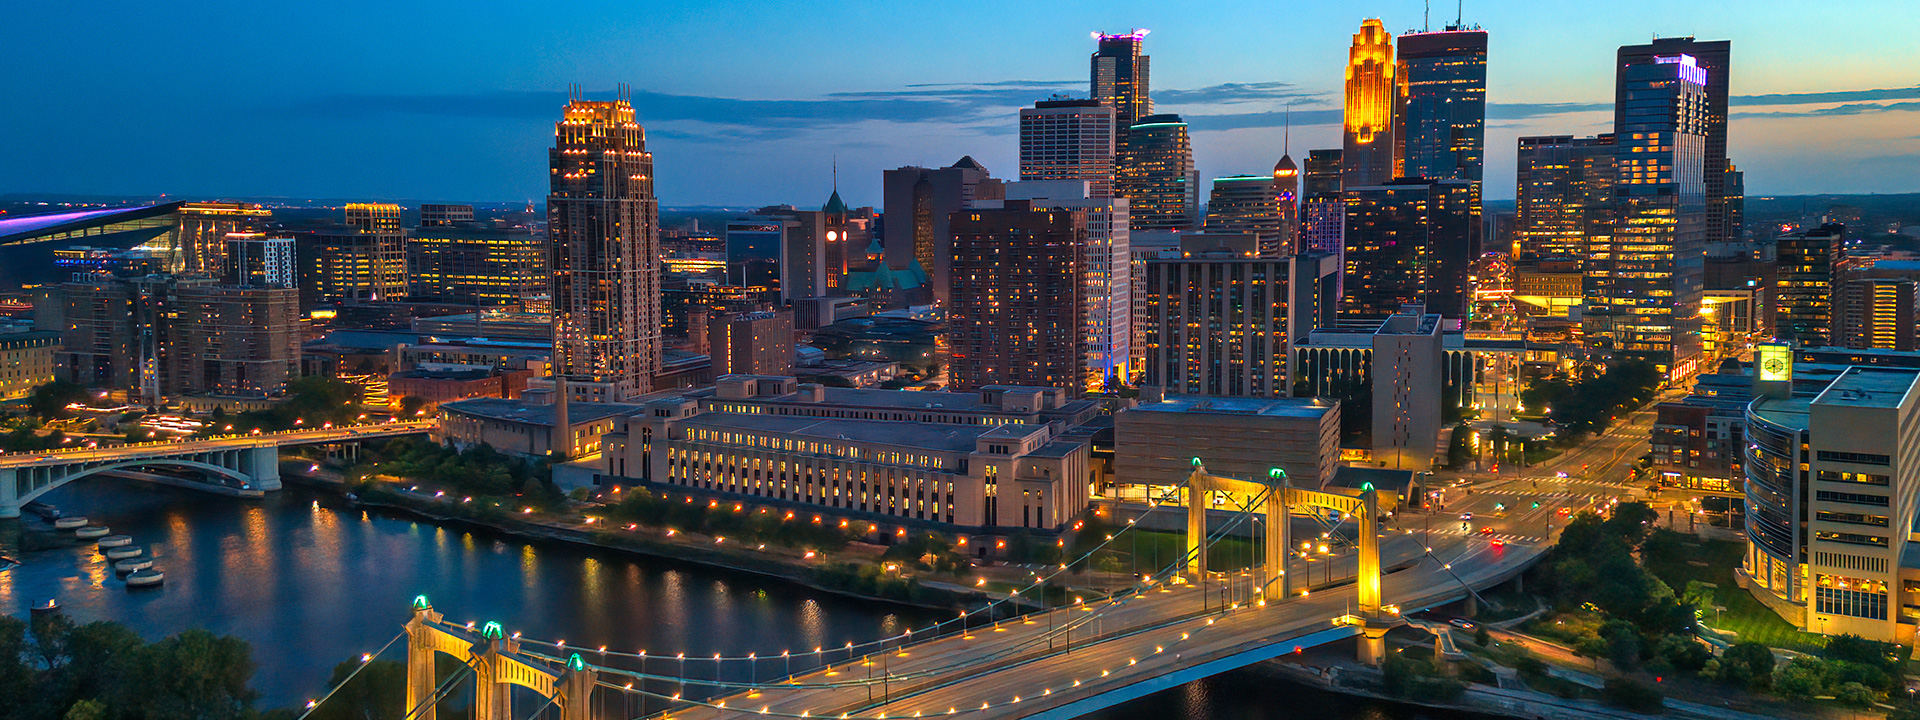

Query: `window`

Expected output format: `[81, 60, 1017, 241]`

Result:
[1817, 450, 1891, 466]
[1815, 531, 1889, 547]
[1816, 490, 1889, 507]
[1815, 575, 1888, 620]
[1816, 511, 1890, 527]
[1817, 470, 1891, 486]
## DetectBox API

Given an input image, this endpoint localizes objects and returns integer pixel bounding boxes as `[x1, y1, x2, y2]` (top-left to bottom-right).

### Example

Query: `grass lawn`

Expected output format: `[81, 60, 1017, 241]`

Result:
[1642, 532, 1827, 654]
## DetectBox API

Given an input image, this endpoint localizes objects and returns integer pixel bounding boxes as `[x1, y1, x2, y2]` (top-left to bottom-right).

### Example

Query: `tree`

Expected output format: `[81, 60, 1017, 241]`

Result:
[397, 395, 429, 418]
[138, 629, 259, 720]
[1773, 658, 1825, 700]
[28, 381, 90, 419]
[1602, 621, 1643, 671]
[306, 659, 407, 720]
[1601, 677, 1664, 712]
[1718, 642, 1775, 690]
[1835, 681, 1877, 708]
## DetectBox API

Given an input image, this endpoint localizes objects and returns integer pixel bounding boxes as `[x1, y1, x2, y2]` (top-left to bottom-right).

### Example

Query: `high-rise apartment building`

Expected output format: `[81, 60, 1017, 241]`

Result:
[175, 202, 271, 277]
[297, 227, 406, 306]
[1117, 114, 1199, 232]
[37, 275, 298, 400]
[1515, 134, 1616, 261]
[420, 203, 475, 227]
[1836, 278, 1917, 351]
[1397, 25, 1488, 182]
[1091, 30, 1151, 158]
[1619, 38, 1736, 244]
[1773, 223, 1845, 346]
[1585, 51, 1709, 378]
[1019, 98, 1115, 198]
[708, 309, 794, 378]
[548, 89, 660, 402]
[1204, 175, 1284, 255]
[882, 158, 1004, 307]
[1342, 19, 1398, 189]
[948, 204, 1085, 393]
[406, 224, 546, 305]
[1341, 179, 1481, 320]
[223, 233, 297, 288]
[725, 207, 835, 303]
[1001, 181, 1131, 391]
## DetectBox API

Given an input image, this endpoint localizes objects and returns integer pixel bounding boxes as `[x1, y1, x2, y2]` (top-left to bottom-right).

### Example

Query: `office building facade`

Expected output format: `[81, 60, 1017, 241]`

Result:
[1585, 51, 1709, 378]
[406, 224, 545, 305]
[882, 158, 1004, 307]
[1773, 223, 1844, 347]
[420, 203, 475, 227]
[1836, 278, 1916, 352]
[708, 309, 794, 378]
[1019, 98, 1115, 199]
[1139, 236, 1336, 398]
[1091, 30, 1151, 159]
[1000, 181, 1131, 391]
[548, 90, 661, 402]
[1618, 38, 1736, 245]
[1341, 179, 1481, 320]
[175, 202, 271, 277]
[1397, 26, 1488, 182]
[1117, 114, 1199, 232]
[1204, 175, 1285, 256]
[223, 233, 297, 288]
[1515, 134, 1616, 261]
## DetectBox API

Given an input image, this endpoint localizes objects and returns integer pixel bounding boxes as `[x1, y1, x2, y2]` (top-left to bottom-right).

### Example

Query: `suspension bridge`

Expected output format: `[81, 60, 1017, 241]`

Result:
[310, 460, 1563, 720]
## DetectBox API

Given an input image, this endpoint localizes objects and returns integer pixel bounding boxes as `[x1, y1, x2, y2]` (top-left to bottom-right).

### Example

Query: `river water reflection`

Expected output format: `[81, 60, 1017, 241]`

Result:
[1, 478, 1485, 719]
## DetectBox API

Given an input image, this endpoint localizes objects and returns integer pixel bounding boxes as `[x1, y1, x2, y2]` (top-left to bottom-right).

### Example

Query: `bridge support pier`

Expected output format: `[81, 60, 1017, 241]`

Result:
[243, 446, 282, 491]
[0, 468, 19, 519]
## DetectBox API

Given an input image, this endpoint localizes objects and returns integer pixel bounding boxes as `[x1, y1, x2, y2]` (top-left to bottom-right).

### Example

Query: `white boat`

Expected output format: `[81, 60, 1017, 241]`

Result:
[104, 545, 144, 560]
[125, 568, 164, 587]
[114, 558, 154, 573]
[74, 526, 110, 539]
[97, 535, 132, 549]
[53, 517, 89, 530]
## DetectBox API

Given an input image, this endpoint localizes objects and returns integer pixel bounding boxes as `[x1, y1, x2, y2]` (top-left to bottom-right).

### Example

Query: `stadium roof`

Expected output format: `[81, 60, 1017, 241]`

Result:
[0, 202, 183, 246]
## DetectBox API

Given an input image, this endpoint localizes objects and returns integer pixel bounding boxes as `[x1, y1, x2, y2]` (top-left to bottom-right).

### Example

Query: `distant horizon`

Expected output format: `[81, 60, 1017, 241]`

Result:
[4, 1, 1918, 206]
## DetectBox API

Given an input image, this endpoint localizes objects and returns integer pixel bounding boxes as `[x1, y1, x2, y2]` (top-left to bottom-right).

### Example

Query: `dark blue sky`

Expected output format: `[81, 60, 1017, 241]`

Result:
[4, 0, 1917, 207]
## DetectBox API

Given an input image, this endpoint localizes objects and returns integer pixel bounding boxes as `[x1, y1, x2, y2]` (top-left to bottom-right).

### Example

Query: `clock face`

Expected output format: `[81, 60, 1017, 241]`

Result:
[1763, 358, 1784, 374]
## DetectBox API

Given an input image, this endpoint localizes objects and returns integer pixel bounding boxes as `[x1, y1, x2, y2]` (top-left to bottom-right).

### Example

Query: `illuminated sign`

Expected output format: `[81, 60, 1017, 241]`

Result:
[1654, 54, 1708, 86]
[1757, 343, 1791, 383]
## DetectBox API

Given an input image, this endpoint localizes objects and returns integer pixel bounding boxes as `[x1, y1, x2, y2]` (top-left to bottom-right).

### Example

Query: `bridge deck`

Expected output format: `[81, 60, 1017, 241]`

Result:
[0, 421, 432, 469]
[661, 533, 1544, 720]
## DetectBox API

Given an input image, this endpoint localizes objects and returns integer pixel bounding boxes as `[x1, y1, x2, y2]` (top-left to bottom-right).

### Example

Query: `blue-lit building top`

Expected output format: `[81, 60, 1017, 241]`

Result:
[1397, 26, 1488, 182]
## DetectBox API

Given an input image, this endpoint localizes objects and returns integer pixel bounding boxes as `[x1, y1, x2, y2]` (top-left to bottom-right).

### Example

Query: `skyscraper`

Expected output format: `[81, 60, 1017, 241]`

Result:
[1585, 51, 1709, 378]
[1019, 98, 1115, 198]
[1140, 235, 1336, 398]
[1774, 223, 1844, 346]
[1090, 30, 1151, 158]
[1341, 178, 1481, 320]
[548, 88, 660, 402]
[1117, 114, 1199, 232]
[1618, 38, 1737, 244]
[1836, 278, 1916, 351]
[223, 233, 296, 288]
[1003, 180, 1131, 391]
[1342, 19, 1398, 189]
[1300, 149, 1345, 256]
[1272, 153, 1300, 258]
[1397, 24, 1488, 182]
[1204, 176, 1284, 255]
[1515, 134, 1616, 260]
[948, 204, 1085, 393]
[882, 157, 1004, 307]
[406, 224, 545, 305]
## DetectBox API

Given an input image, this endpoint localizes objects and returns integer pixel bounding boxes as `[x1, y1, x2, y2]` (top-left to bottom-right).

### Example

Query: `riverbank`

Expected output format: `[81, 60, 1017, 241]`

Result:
[284, 471, 1017, 614]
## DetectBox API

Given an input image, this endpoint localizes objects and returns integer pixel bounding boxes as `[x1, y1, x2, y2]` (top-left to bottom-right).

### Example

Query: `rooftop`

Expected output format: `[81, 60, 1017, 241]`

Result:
[441, 398, 646, 427]
[1811, 367, 1920, 410]
[1129, 394, 1336, 419]
[676, 413, 1033, 455]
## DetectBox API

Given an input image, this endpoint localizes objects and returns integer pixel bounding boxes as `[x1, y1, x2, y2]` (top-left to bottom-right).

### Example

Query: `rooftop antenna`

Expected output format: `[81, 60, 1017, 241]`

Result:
[832, 154, 839, 193]
[1457, 0, 1464, 27]
[1424, 0, 1430, 32]
[1283, 104, 1292, 156]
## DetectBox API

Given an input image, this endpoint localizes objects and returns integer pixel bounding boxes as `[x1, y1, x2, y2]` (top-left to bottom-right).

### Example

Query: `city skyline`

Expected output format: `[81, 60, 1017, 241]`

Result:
[3, 1, 1918, 207]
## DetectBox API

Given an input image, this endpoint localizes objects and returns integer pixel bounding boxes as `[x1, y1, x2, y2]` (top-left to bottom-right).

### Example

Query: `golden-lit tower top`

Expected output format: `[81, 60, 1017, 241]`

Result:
[1342, 19, 1398, 188]
[1344, 19, 1395, 143]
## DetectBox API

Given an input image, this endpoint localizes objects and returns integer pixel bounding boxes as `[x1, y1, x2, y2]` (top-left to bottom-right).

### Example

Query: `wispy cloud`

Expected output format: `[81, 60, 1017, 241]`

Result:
[1734, 100, 1920, 118]
[1158, 81, 1323, 105]
[1732, 86, 1920, 106]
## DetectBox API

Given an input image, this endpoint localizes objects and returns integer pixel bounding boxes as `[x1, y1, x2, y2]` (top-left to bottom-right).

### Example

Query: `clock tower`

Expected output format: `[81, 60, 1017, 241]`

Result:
[1755, 342, 1792, 399]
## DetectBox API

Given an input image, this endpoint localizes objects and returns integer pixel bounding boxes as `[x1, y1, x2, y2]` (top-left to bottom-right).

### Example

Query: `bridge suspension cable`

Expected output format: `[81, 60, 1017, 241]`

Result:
[295, 630, 408, 720]
[507, 485, 1284, 696]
